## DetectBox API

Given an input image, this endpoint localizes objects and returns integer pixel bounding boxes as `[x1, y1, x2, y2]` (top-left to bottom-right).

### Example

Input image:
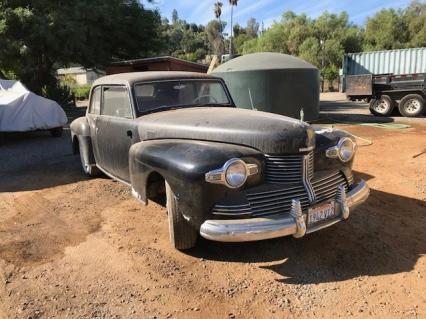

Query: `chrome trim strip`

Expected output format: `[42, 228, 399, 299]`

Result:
[299, 145, 315, 152]
[302, 154, 316, 203]
[200, 180, 369, 242]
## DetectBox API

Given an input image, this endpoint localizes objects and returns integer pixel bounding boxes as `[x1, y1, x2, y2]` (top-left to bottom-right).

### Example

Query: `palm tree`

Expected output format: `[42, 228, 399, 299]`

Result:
[214, 1, 223, 20]
[214, 1, 224, 55]
[228, 0, 238, 56]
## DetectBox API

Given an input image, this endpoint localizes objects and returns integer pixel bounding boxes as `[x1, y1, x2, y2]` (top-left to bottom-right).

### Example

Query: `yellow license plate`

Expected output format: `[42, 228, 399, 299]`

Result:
[307, 201, 336, 226]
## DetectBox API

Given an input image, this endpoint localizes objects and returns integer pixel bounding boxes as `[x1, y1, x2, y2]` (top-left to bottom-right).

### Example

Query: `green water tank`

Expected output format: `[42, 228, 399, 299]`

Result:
[212, 52, 320, 121]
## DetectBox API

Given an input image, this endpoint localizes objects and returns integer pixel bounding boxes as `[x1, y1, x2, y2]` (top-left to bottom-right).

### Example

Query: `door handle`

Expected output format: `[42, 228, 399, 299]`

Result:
[126, 130, 133, 138]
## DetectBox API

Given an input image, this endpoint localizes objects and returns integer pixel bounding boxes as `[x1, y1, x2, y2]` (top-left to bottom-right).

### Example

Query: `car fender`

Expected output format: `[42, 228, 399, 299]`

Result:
[314, 128, 355, 181]
[70, 117, 96, 166]
[129, 139, 263, 228]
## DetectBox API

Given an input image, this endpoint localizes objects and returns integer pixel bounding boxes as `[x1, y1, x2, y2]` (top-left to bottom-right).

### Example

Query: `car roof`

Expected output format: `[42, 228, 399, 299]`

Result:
[93, 71, 219, 86]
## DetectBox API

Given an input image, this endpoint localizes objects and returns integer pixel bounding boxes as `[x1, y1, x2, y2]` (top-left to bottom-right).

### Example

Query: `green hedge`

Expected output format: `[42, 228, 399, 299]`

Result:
[72, 85, 91, 100]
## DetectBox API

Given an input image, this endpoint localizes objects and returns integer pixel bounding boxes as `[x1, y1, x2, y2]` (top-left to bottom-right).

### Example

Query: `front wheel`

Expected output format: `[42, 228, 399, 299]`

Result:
[165, 182, 198, 250]
[398, 94, 425, 117]
[369, 95, 395, 116]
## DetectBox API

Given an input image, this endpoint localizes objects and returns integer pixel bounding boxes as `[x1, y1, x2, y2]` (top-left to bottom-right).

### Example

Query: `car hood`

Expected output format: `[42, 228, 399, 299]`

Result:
[136, 107, 315, 154]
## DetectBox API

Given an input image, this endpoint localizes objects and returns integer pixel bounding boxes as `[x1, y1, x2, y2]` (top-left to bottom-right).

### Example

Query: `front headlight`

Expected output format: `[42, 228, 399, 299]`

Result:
[225, 159, 248, 188]
[326, 137, 357, 162]
[205, 158, 259, 188]
[338, 137, 356, 162]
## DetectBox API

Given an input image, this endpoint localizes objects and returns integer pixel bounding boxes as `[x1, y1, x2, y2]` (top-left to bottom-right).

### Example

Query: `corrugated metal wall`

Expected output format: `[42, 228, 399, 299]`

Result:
[343, 47, 426, 76]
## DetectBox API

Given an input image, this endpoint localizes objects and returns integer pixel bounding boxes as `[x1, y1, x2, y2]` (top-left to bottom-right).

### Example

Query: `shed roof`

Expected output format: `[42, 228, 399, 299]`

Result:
[57, 67, 102, 75]
[93, 71, 217, 86]
[110, 56, 208, 70]
[213, 52, 317, 73]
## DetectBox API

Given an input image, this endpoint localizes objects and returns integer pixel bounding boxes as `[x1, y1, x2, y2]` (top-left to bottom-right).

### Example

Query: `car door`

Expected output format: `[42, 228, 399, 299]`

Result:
[86, 86, 102, 161]
[96, 85, 137, 183]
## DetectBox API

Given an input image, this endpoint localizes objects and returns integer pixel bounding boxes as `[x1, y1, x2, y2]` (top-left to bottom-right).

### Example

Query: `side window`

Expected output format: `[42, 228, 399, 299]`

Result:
[89, 87, 101, 114]
[101, 86, 133, 118]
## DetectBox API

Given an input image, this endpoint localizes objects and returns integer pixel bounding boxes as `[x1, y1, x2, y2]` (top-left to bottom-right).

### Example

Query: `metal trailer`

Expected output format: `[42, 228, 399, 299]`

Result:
[343, 48, 426, 117]
[346, 73, 426, 117]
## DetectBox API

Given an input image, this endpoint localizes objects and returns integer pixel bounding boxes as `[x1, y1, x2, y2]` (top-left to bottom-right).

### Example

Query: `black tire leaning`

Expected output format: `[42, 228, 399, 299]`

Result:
[398, 94, 425, 117]
[78, 139, 101, 177]
[369, 95, 395, 116]
[165, 182, 198, 250]
[50, 127, 63, 137]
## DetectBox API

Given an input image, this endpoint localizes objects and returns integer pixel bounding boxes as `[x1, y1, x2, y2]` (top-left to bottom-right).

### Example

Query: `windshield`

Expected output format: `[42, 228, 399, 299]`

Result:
[134, 80, 231, 113]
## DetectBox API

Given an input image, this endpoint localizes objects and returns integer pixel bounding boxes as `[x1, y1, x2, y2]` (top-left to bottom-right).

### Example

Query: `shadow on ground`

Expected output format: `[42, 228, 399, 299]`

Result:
[317, 113, 395, 124]
[190, 172, 426, 284]
[0, 130, 89, 191]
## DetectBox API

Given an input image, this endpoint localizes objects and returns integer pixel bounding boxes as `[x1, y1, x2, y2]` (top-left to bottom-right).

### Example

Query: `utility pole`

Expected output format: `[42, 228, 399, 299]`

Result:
[320, 39, 325, 93]
[228, 0, 238, 58]
[229, 4, 233, 57]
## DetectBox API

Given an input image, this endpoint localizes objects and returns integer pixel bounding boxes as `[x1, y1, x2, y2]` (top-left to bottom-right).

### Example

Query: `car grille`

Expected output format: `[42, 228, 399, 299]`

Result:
[212, 171, 349, 218]
[312, 171, 349, 203]
[246, 184, 310, 217]
[265, 152, 313, 184]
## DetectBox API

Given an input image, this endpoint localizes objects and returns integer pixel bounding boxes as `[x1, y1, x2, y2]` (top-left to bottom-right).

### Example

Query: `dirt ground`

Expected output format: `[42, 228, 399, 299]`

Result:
[0, 118, 425, 318]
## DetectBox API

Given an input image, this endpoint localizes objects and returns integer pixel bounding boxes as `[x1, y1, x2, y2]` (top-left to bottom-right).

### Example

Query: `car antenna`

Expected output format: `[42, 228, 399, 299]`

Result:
[300, 107, 304, 122]
[248, 88, 256, 110]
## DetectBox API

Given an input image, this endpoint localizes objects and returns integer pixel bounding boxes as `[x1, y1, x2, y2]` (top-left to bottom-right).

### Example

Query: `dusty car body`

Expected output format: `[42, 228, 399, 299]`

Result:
[70, 71, 369, 250]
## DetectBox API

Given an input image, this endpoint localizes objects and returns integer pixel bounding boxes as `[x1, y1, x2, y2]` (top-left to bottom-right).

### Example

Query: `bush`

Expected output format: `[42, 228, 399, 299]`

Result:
[72, 85, 91, 100]
[42, 81, 74, 106]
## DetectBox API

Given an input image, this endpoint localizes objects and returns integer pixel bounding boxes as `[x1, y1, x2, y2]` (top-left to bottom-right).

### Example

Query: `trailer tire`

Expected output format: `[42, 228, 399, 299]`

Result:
[369, 95, 395, 116]
[398, 94, 424, 117]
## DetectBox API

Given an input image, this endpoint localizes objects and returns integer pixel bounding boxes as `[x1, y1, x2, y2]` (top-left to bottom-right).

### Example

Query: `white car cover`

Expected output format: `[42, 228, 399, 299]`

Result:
[0, 80, 67, 132]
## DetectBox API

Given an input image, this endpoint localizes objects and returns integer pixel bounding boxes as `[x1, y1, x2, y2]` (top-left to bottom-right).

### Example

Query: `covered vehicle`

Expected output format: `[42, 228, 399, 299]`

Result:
[0, 80, 67, 137]
[70, 71, 369, 250]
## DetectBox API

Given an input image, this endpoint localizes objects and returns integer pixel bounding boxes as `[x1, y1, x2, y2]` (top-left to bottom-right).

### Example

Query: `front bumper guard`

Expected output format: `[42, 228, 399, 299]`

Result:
[200, 180, 370, 242]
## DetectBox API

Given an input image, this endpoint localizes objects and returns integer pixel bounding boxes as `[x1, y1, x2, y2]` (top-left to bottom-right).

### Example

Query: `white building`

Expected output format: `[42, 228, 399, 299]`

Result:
[57, 67, 104, 86]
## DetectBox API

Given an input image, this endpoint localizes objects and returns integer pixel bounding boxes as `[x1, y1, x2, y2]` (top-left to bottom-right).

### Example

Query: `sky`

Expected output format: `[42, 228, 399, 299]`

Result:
[146, 0, 415, 33]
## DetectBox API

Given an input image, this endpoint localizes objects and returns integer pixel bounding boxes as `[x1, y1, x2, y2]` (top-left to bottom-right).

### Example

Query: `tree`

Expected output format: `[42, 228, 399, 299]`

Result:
[0, 0, 163, 95]
[232, 18, 259, 54]
[299, 37, 321, 66]
[363, 1, 426, 50]
[364, 8, 408, 50]
[404, 1, 426, 47]
[172, 9, 179, 24]
[206, 20, 226, 55]
[233, 24, 243, 37]
[229, 0, 238, 56]
[240, 10, 363, 90]
[213, 1, 224, 56]
[246, 17, 259, 38]
[214, 1, 223, 20]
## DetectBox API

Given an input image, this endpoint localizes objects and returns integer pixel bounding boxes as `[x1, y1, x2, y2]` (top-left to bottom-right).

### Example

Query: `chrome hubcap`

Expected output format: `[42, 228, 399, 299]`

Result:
[404, 99, 421, 114]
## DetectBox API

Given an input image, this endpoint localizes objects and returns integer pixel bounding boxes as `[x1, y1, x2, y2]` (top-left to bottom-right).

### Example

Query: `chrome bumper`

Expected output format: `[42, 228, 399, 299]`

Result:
[200, 180, 369, 242]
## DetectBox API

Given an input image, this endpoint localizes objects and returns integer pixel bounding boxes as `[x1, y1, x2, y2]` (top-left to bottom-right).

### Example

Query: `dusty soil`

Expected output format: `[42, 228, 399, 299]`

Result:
[0, 121, 425, 319]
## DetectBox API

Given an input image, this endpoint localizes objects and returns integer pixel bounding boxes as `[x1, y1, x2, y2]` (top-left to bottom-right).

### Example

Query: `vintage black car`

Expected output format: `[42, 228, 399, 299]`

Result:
[70, 72, 369, 250]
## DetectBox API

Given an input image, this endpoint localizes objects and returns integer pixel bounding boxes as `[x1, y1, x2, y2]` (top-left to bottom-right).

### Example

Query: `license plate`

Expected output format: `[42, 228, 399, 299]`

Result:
[307, 201, 336, 226]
